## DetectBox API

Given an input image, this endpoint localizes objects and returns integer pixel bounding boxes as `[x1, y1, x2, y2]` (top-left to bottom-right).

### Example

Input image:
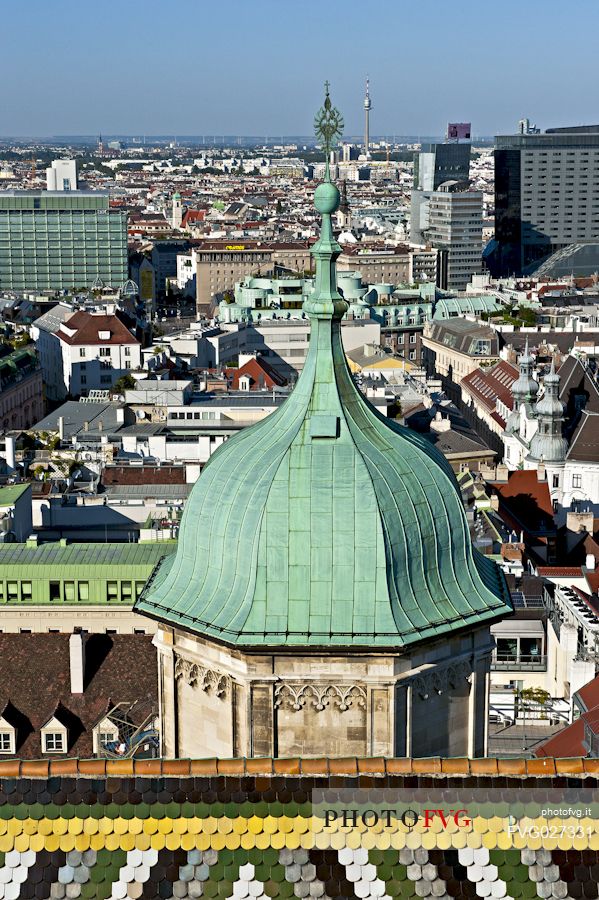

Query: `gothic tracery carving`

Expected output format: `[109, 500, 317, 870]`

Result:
[274, 682, 367, 712]
[174, 655, 230, 698]
[411, 659, 473, 700]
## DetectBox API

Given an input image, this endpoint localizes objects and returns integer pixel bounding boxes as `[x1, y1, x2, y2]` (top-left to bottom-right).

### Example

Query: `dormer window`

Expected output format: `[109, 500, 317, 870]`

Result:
[98, 330, 111, 340]
[0, 707, 19, 754]
[41, 713, 69, 754]
[92, 716, 119, 754]
[43, 732, 65, 753]
[0, 724, 15, 754]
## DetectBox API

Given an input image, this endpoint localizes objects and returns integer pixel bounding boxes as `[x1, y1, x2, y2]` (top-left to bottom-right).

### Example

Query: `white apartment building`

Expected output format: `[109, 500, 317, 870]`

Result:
[34, 309, 141, 399]
[176, 249, 197, 297]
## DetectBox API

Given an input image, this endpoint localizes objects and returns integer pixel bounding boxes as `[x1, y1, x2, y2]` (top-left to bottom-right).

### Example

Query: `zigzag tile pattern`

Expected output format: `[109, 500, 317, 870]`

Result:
[0, 771, 598, 897]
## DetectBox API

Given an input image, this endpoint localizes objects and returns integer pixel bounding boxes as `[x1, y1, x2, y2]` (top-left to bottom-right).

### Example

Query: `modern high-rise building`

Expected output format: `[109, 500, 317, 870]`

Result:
[410, 142, 472, 244]
[45, 159, 78, 192]
[426, 182, 483, 291]
[0, 191, 127, 292]
[413, 142, 471, 191]
[489, 125, 599, 276]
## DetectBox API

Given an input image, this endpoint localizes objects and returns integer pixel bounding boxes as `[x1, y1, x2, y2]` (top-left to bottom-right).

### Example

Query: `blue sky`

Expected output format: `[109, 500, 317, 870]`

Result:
[2, 0, 598, 137]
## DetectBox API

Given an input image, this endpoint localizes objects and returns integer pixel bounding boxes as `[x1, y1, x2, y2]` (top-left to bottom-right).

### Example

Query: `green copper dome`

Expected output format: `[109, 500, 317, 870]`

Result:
[136, 93, 511, 649]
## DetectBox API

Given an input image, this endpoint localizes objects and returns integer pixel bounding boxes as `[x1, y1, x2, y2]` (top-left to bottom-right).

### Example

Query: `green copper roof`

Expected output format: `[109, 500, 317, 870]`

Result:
[0, 483, 30, 506]
[136, 87, 511, 649]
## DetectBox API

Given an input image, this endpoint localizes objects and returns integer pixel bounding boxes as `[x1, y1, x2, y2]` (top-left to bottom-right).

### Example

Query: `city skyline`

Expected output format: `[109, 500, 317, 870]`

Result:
[3, 0, 598, 137]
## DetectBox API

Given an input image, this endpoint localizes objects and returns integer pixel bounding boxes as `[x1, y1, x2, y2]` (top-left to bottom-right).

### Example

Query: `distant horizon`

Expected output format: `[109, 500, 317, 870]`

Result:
[0, 133, 494, 145]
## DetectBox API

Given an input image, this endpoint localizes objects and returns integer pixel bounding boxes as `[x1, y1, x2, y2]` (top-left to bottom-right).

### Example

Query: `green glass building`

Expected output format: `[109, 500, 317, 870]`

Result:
[0, 191, 127, 291]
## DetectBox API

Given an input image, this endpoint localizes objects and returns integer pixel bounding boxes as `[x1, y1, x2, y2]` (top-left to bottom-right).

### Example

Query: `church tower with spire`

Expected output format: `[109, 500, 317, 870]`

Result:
[503, 339, 540, 469]
[527, 358, 567, 503]
[137, 85, 511, 761]
[335, 178, 352, 231]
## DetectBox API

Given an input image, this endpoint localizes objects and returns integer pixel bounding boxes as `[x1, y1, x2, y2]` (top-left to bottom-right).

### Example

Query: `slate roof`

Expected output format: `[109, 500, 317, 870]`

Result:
[33, 401, 124, 438]
[0, 633, 157, 758]
[567, 410, 599, 462]
[426, 319, 499, 356]
[32, 304, 72, 335]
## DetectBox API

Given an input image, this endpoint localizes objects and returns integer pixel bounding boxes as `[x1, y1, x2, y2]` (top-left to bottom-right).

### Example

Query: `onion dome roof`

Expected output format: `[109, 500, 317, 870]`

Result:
[136, 87, 511, 649]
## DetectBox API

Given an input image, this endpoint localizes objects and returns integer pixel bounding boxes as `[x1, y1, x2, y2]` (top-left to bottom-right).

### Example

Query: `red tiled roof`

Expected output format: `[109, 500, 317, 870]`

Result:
[577, 674, 599, 713]
[537, 284, 569, 296]
[58, 313, 139, 347]
[535, 717, 585, 758]
[492, 470, 555, 536]
[226, 357, 287, 390]
[102, 465, 186, 486]
[181, 209, 206, 226]
[461, 360, 518, 417]
[537, 566, 583, 577]
[585, 569, 599, 595]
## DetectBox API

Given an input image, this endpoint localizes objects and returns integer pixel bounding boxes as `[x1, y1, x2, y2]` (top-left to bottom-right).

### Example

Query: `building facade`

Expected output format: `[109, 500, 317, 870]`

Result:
[33, 309, 141, 400]
[0, 540, 174, 634]
[422, 318, 500, 401]
[195, 241, 313, 315]
[491, 126, 599, 275]
[426, 184, 483, 291]
[414, 142, 471, 192]
[0, 346, 44, 429]
[0, 192, 127, 292]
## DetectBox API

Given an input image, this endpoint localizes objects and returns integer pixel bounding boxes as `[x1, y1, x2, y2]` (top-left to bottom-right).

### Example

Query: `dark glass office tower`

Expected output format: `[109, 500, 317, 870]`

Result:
[489, 126, 599, 276]
[413, 142, 471, 191]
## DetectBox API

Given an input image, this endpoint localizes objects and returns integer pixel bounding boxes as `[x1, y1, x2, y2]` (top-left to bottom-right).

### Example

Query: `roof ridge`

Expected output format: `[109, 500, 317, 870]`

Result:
[0, 756, 594, 779]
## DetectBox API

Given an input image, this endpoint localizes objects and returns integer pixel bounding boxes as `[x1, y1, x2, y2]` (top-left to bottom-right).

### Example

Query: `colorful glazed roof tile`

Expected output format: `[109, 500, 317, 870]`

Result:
[136, 88, 511, 647]
[0, 763, 598, 897]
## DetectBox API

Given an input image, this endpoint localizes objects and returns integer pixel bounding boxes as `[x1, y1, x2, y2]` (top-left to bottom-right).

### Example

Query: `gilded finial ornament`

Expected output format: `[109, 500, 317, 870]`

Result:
[314, 81, 344, 159]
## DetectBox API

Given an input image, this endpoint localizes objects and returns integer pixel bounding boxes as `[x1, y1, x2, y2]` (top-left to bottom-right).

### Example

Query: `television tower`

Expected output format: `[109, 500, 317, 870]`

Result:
[364, 77, 372, 158]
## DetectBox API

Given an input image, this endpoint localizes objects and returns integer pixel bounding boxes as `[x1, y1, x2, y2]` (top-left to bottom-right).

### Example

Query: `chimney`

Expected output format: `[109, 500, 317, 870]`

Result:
[69, 632, 86, 694]
[537, 462, 546, 481]
[586, 554, 596, 572]
[58, 416, 65, 441]
[83, 421, 89, 432]
[4, 435, 15, 471]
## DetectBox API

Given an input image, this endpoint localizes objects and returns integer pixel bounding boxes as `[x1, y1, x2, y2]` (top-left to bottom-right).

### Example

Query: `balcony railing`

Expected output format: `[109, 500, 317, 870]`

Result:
[491, 654, 547, 671]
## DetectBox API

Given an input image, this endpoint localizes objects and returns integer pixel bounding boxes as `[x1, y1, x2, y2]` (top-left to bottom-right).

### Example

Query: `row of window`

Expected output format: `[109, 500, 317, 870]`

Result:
[169, 411, 220, 420]
[0, 580, 146, 602]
